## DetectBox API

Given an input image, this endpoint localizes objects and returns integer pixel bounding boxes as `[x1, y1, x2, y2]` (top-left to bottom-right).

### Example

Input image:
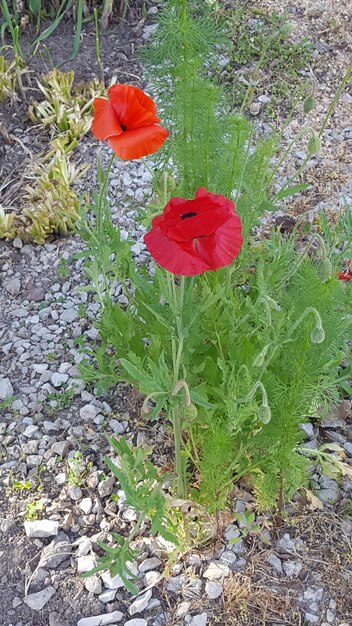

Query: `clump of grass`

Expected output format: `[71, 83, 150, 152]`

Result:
[221, 7, 313, 110]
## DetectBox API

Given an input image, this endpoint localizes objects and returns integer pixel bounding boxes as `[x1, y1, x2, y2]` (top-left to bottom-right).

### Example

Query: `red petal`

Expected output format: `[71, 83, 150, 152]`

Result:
[144, 227, 210, 276]
[108, 84, 160, 130]
[108, 125, 168, 160]
[195, 214, 243, 270]
[161, 193, 234, 242]
[91, 98, 122, 140]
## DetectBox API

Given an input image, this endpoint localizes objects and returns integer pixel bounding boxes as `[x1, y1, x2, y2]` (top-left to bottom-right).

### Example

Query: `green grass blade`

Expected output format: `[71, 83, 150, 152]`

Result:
[59, 0, 82, 65]
[32, 0, 72, 46]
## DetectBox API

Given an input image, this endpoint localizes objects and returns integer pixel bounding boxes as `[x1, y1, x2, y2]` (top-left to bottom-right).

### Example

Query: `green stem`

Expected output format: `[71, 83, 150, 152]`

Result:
[318, 63, 352, 138]
[168, 275, 187, 498]
[97, 153, 115, 244]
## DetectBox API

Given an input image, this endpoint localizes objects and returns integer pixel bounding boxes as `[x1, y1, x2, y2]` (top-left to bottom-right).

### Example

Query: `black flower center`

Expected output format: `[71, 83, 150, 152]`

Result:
[180, 211, 197, 220]
[121, 123, 127, 131]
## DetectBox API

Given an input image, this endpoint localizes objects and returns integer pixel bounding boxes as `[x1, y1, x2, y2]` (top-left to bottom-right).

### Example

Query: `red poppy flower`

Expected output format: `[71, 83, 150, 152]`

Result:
[337, 260, 352, 281]
[91, 84, 168, 160]
[144, 188, 243, 276]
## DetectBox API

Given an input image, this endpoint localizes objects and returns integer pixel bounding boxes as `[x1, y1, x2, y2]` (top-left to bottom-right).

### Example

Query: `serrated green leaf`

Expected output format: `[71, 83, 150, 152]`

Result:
[275, 183, 310, 200]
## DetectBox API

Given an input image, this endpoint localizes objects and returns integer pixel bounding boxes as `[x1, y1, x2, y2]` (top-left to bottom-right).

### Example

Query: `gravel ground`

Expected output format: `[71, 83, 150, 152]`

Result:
[0, 1, 352, 625]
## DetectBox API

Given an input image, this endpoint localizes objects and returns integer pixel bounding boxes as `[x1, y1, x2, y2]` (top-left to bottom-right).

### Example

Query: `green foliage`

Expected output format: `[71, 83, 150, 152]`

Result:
[83, 437, 179, 595]
[224, 7, 313, 108]
[77, 0, 352, 592]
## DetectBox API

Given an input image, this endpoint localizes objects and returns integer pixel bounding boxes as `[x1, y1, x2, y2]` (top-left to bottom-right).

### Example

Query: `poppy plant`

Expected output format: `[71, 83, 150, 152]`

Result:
[144, 187, 243, 276]
[337, 260, 352, 281]
[91, 84, 168, 160]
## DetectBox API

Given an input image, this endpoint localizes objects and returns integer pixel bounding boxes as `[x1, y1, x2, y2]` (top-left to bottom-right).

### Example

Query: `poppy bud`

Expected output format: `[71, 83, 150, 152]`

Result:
[253, 344, 270, 368]
[311, 326, 325, 344]
[319, 258, 332, 282]
[182, 404, 198, 421]
[307, 133, 321, 155]
[258, 404, 271, 424]
[303, 95, 316, 114]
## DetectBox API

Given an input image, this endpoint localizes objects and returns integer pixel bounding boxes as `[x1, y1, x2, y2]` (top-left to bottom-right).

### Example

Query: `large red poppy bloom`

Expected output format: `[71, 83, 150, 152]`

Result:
[337, 260, 352, 281]
[91, 84, 168, 160]
[144, 188, 243, 276]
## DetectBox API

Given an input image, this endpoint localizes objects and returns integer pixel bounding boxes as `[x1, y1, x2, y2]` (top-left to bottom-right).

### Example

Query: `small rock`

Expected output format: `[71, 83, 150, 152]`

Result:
[283, 560, 303, 578]
[129, 590, 152, 615]
[51, 373, 69, 387]
[12, 596, 22, 608]
[205, 580, 223, 599]
[84, 575, 102, 595]
[39, 533, 72, 568]
[139, 557, 162, 572]
[176, 601, 191, 618]
[77, 611, 123, 626]
[24, 586, 56, 610]
[300, 422, 314, 438]
[24, 520, 59, 538]
[60, 307, 78, 323]
[189, 613, 208, 626]
[77, 555, 96, 573]
[80, 404, 99, 421]
[267, 553, 283, 574]
[101, 570, 124, 589]
[109, 418, 126, 435]
[125, 621, 148, 626]
[249, 102, 261, 116]
[1, 518, 16, 533]
[303, 587, 324, 602]
[224, 524, 240, 542]
[67, 485, 83, 501]
[144, 571, 162, 587]
[98, 476, 115, 498]
[26, 286, 45, 301]
[79, 497, 93, 515]
[6, 277, 21, 296]
[317, 487, 339, 505]
[305, 613, 319, 624]
[98, 589, 116, 603]
[203, 562, 229, 580]
[51, 441, 69, 456]
[0, 377, 13, 400]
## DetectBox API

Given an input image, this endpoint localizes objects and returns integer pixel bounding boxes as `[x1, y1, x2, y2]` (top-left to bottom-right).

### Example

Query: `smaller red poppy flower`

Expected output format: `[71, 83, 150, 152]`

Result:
[144, 187, 243, 276]
[91, 84, 168, 160]
[337, 260, 352, 281]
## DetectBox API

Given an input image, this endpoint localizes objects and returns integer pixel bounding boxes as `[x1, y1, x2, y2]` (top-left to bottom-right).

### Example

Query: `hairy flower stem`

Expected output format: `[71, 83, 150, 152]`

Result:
[168, 275, 187, 498]
[97, 153, 115, 244]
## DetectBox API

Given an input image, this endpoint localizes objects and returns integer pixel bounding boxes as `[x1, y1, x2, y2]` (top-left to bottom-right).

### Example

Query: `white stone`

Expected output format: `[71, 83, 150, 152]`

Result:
[98, 589, 116, 603]
[205, 580, 223, 599]
[101, 570, 124, 589]
[176, 601, 191, 618]
[51, 373, 69, 387]
[144, 571, 162, 587]
[0, 377, 13, 399]
[80, 404, 99, 420]
[283, 560, 303, 578]
[189, 613, 208, 626]
[139, 557, 162, 572]
[60, 307, 78, 323]
[24, 520, 59, 538]
[129, 590, 152, 616]
[79, 497, 93, 515]
[125, 621, 148, 626]
[77, 555, 95, 573]
[77, 611, 123, 626]
[24, 586, 56, 610]
[203, 562, 230, 580]
[84, 575, 102, 595]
